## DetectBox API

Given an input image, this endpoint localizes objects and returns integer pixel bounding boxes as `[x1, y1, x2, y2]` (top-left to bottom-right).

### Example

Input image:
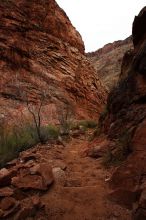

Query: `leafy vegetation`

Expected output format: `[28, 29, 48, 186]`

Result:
[88, 108, 108, 141]
[41, 125, 59, 141]
[89, 126, 101, 141]
[59, 119, 98, 136]
[0, 115, 98, 167]
[78, 120, 97, 129]
[0, 123, 59, 167]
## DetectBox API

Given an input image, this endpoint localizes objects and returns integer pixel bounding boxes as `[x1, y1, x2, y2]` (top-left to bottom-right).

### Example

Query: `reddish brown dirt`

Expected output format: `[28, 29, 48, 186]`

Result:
[0, 133, 132, 219]
[39, 136, 131, 220]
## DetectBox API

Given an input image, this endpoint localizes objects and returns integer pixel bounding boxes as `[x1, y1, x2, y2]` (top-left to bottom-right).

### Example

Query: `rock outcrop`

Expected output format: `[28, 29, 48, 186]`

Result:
[100, 7, 146, 219]
[87, 37, 133, 90]
[0, 153, 52, 219]
[0, 0, 107, 127]
[0, 133, 131, 220]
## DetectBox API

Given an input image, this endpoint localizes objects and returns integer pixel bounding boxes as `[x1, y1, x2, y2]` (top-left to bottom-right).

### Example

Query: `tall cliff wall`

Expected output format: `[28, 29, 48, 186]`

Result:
[87, 37, 133, 90]
[101, 7, 146, 219]
[0, 0, 107, 127]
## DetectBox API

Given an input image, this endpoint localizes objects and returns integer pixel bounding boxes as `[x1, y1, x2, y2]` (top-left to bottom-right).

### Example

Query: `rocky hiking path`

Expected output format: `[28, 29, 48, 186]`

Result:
[0, 134, 131, 220]
[41, 136, 131, 220]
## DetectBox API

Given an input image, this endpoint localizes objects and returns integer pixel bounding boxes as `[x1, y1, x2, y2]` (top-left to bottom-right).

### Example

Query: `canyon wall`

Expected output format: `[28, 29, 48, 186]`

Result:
[0, 0, 107, 127]
[87, 37, 133, 90]
[102, 7, 146, 219]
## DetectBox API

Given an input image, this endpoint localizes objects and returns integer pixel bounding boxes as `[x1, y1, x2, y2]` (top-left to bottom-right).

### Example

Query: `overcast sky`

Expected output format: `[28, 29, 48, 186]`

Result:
[56, 0, 146, 52]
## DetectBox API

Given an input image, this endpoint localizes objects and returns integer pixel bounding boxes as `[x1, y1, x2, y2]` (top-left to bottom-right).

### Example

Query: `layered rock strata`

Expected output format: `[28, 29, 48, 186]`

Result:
[0, 0, 107, 127]
[87, 37, 133, 90]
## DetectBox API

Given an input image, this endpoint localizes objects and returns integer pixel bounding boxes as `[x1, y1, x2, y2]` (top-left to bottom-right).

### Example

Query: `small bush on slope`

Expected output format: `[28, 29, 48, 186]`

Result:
[78, 120, 97, 129]
[0, 123, 59, 168]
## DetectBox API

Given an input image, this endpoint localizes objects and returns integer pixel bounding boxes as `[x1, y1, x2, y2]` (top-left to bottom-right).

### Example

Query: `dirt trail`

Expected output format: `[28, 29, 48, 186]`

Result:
[40, 136, 131, 220]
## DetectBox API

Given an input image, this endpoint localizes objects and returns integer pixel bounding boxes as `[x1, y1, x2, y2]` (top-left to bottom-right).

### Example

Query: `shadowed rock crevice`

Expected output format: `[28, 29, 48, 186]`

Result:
[99, 7, 146, 219]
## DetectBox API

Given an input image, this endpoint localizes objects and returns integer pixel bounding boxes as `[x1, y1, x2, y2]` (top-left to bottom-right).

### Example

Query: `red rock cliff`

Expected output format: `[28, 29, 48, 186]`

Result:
[101, 7, 146, 219]
[87, 37, 133, 90]
[0, 0, 107, 125]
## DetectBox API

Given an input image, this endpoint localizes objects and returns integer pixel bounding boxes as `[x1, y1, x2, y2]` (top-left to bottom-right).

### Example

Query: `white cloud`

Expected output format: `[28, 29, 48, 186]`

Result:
[56, 0, 146, 52]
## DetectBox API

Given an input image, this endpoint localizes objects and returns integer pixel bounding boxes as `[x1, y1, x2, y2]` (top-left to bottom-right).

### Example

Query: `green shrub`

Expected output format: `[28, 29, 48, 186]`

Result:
[88, 107, 109, 140]
[69, 122, 78, 130]
[0, 123, 59, 167]
[78, 120, 97, 129]
[58, 120, 97, 136]
[0, 124, 39, 167]
[88, 126, 101, 141]
[59, 121, 71, 135]
[41, 125, 59, 141]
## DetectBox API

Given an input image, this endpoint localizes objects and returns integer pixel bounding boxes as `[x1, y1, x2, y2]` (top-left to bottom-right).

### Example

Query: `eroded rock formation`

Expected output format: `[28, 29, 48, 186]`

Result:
[0, 0, 107, 127]
[100, 7, 146, 219]
[87, 37, 133, 90]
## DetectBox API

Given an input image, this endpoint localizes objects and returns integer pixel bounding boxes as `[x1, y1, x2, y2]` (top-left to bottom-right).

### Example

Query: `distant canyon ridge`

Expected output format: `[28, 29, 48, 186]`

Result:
[87, 37, 133, 90]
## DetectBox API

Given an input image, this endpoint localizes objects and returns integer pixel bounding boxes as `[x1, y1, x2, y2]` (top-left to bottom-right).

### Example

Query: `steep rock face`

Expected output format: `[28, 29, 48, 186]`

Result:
[133, 6, 146, 48]
[0, 0, 107, 126]
[87, 37, 133, 90]
[102, 8, 146, 218]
